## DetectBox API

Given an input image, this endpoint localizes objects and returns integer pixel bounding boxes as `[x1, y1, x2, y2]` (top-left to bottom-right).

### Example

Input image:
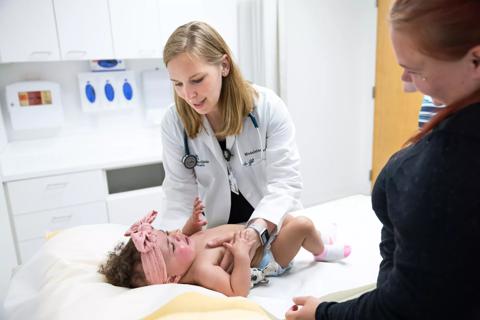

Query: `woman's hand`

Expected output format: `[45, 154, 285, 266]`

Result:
[208, 221, 264, 272]
[181, 197, 207, 236]
[284, 296, 322, 320]
[223, 229, 256, 258]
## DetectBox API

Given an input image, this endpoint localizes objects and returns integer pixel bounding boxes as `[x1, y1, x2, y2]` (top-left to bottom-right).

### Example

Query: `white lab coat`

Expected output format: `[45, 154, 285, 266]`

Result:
[159, 85, 303, 230]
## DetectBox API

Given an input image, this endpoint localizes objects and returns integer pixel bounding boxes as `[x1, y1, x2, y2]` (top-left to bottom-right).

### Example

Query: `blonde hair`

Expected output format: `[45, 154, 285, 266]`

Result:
[163, 21, 257, 138]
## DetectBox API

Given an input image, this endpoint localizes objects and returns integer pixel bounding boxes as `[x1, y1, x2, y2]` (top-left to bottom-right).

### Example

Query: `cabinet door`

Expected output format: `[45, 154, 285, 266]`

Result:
[0, 183, 18, 307]
[158, 0, 238, 57]
[109, 0, 162, 59]
[106, 186, 165, 226]
[0, 0, 60, 62]
[53, 0, 114, 60]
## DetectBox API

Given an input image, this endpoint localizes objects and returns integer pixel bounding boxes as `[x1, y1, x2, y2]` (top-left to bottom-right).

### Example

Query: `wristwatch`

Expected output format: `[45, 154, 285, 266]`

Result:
[247, 223, 270, 246]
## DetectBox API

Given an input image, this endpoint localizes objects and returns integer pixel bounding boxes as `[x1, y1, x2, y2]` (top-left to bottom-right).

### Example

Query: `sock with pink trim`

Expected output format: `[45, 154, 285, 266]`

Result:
[314, 244, 352, 262]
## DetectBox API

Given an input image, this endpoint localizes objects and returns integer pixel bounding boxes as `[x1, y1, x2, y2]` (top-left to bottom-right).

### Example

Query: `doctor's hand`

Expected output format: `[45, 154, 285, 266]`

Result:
[223, 229, 256, 258]
[285, 296, 322, 320]
[182, 197, 207, 236]
[207, 225, 262, 272]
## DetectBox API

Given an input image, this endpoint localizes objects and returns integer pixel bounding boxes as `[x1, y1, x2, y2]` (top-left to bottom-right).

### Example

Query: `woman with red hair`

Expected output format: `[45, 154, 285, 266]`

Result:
[286, 1, 480, 319]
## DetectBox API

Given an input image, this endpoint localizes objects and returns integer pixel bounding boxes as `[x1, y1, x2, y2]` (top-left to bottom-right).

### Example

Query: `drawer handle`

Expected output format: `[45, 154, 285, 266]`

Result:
[51, 215, 73, 224]
[45, 182, 68, 190]
[29, 51, 53, 59]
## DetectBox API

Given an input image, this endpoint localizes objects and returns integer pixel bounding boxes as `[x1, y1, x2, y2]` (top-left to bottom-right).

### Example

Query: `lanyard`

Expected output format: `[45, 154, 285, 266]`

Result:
[224, 137, 239, 195]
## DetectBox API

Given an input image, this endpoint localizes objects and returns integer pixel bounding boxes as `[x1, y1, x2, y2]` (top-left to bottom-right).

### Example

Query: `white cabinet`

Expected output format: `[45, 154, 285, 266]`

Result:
[0, 0, 238, 63]
[53, 0, 114, 60]
[5, 170, 109, 262]
[0, 0, 60, 62]
[109, 0, 162, 59]
[158, 0, 238, 57]
[7, 170, 107, 214]
[107, 186, 165, 226]
[14, 202, 108, 261]
[0, 183, 18, 317]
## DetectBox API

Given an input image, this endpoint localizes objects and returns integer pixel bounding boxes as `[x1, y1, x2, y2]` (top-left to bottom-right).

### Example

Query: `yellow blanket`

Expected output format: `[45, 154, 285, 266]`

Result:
[143, 284, 376, 320]
[143, 292, 276, 320]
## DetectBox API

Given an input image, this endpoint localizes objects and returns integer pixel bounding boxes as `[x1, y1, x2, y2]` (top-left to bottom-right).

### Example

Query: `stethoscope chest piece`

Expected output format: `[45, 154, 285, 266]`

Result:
[182, 154, 198, 169]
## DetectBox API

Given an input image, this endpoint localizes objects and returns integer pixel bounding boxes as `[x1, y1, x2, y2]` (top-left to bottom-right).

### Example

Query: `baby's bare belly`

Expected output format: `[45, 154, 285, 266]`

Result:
[193, 224, 264, 269]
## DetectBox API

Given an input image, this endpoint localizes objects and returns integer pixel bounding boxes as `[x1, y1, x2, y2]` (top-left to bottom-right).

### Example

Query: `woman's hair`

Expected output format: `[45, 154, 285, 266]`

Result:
[98, 239, 147, 288]
[390, 0, 480, 144]
[163, 21, 257, 139]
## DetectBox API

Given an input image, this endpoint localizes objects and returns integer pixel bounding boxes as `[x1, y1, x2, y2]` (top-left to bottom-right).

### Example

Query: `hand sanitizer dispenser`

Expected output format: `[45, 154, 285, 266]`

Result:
[5, 81, 64, 131]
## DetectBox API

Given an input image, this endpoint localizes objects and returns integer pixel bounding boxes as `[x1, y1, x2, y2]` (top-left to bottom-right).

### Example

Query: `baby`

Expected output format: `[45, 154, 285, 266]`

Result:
[99, 201, 351, 297]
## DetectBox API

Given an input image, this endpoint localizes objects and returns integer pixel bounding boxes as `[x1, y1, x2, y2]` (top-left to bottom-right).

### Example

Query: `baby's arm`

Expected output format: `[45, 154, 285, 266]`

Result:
[182, 197, 207, 236]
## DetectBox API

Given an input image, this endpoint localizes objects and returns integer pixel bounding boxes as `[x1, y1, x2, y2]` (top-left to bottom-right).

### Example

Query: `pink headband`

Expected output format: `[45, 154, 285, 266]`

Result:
[124, 211, 178, 285]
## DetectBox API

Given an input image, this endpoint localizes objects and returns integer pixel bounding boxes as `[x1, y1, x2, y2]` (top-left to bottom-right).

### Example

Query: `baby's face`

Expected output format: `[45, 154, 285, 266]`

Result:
[156, 230, 196, 278]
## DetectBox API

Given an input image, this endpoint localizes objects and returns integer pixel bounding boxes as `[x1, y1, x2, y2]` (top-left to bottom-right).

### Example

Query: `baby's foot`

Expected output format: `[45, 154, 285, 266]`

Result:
[314, 244, 351, 262]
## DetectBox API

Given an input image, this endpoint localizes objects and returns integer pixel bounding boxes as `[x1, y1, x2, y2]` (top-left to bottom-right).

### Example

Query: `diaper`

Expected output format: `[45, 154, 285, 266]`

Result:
[250, 249, 293, 287]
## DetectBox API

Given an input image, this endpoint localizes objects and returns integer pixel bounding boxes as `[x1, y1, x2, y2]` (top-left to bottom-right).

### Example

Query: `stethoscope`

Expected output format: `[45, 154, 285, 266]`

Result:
[182, 113, 264, 169]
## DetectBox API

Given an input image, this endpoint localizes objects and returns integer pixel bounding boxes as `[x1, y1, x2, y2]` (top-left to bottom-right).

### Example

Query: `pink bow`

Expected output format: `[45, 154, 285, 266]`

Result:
[124, 210, 158, 253]
[124, 210, 169, 285]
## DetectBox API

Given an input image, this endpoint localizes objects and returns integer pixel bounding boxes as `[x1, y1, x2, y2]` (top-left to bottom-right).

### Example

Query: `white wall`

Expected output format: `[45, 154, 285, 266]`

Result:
[279, 0, 377, 206]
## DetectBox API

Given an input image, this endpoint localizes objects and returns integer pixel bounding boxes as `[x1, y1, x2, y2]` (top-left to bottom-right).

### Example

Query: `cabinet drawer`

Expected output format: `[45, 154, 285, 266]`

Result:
[107, 186, 164, 226]
[14, 201, 108, 242]
[7, 170, 107, 215]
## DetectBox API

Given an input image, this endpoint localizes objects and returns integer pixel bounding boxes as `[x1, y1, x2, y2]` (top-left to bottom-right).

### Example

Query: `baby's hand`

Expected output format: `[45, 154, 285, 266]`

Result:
[223, 230, 256, 258]
[182, 197, 207, 236]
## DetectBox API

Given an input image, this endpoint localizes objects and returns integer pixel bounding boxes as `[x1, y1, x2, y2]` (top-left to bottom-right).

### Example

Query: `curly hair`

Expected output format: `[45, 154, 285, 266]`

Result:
[98, 239, 148, 288]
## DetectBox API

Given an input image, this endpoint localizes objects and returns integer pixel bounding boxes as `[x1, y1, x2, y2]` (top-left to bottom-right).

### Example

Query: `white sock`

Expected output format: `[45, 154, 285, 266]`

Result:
[314, 244, 351, 262]
[319, 223, 338, 245]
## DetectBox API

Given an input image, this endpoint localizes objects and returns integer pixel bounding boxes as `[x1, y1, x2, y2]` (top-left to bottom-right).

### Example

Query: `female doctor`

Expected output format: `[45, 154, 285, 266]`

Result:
[160, 21, 303, 265]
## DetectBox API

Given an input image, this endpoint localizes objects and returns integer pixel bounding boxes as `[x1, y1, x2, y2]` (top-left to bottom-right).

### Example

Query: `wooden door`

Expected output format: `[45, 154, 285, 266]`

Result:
[371, 0, 423, 184]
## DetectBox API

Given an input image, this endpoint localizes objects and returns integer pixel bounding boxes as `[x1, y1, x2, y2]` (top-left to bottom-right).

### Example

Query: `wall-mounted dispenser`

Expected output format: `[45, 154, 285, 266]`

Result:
[5, 81, 64, 131]
[78, 71, 138, 113]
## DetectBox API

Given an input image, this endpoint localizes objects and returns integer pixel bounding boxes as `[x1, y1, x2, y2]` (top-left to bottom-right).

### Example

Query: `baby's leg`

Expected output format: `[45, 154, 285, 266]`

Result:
[270, 215, 324, 268]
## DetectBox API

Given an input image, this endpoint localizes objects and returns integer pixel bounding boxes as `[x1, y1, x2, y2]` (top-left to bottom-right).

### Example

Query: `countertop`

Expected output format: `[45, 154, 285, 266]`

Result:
[0, 128, 163, 182]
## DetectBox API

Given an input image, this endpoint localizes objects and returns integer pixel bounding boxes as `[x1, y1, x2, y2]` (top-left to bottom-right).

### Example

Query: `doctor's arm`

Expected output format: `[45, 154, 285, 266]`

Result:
[209, 94, 302, 270]
[250, 93, 303, 227]
[160, 111, 199, 231]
